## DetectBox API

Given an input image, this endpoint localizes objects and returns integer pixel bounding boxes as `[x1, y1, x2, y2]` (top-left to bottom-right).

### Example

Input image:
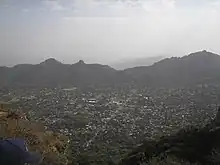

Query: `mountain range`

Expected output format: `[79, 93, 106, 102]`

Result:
[125, 50, 220, 87]
[1, 50, 220, 88]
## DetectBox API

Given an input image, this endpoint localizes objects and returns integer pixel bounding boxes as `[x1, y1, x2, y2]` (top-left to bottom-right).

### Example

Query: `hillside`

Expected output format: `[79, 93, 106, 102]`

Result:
[125, 50, 220, 87]
[119, 107, 220, 165]
[0, 110, 70, 165]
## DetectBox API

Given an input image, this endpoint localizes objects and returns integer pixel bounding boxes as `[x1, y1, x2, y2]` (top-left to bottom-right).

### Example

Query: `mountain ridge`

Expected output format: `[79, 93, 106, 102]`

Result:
[124, 50, 220, 87]
[1, 50, 220, 87]
[0, 59, 127, 87]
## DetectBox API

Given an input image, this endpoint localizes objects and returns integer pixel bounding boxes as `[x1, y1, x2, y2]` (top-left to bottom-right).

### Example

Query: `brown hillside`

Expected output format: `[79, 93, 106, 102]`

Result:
[0, 110, 70, 165]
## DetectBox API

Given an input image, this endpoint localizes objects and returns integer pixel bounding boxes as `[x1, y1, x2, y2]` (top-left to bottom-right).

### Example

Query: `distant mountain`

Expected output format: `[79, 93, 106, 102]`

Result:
[0, 59, 129, 88]
[69, 60, 129, 86]
[125, 50, 220, 87]
[1, 50, 220, 88]
[39, 58, 62, 66]
[111, 56, 165, 70]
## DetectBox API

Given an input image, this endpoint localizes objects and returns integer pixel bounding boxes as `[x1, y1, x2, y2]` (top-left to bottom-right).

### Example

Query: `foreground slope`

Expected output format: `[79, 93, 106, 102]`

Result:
[119, 107, 220, 165]
[0, 110, 70, 165]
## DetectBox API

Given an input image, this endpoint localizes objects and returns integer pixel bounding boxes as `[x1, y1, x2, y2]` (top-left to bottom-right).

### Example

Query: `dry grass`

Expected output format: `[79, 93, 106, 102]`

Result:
[0, 110, 70, 165]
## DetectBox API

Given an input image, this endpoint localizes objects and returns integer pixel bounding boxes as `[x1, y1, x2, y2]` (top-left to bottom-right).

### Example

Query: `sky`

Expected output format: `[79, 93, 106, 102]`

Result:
[1, 0, 220, 66]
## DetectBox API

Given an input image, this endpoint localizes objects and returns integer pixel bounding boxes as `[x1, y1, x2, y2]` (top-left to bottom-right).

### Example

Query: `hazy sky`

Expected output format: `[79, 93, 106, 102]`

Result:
[1, 0, 220, 66]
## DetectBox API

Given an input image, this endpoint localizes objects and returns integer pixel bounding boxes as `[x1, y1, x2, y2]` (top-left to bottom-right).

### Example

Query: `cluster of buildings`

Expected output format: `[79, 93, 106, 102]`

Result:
[0, 85, 219, 160]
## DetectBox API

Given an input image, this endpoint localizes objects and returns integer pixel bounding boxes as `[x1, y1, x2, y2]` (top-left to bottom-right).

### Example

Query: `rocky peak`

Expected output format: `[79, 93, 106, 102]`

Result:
[40, 58, 61, 66]
[77, 60, 85, 65]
